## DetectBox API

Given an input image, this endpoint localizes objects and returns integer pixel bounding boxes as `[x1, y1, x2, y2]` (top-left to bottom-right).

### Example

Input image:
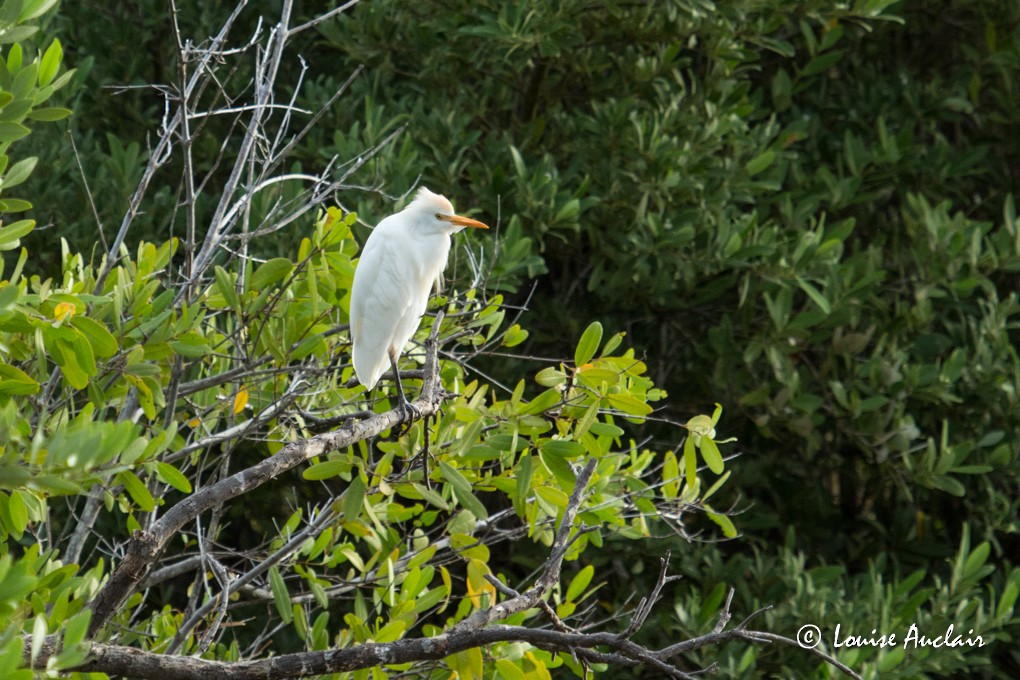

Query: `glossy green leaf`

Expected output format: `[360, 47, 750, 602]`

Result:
[2, 156, 35, 188]
[70, 316, 118, 358]
[250, 258, 295, 291]
[303, 459, 350, 481]
[0, 219, 34, 249]
[118, 470, 155, 512]
[0, 122, 29, 143]
[574, 321, 603, 366]
[38, 38, 62, 87]
[518, 388, 561, 416]
[606, 393, 652, 417]
[155, 462, 192, 494]
[565, 565, 595, 602]
[706, 510, 737, 538]
[699, 437, 725, 474]
[26, 106, 71, 121]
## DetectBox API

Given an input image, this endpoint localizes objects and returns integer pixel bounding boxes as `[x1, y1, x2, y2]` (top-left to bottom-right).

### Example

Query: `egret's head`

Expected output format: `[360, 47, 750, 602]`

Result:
[409, 187, 489, 234]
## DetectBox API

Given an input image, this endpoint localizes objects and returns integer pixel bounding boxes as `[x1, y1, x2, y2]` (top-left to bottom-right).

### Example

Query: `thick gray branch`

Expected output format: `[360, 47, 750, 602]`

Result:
[40, 625, 690, 680]
[86, 315, 447, 636]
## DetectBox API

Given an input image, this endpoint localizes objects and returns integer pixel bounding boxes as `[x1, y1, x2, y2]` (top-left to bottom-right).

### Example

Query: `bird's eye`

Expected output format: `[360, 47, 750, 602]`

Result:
[434, 213, 443, 220]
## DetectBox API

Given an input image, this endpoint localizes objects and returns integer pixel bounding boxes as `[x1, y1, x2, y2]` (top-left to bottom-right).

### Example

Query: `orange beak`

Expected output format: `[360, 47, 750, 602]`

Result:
[439, 213, 489, 229]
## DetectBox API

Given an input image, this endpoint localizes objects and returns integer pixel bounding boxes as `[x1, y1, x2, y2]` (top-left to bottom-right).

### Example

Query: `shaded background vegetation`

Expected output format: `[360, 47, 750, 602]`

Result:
[15, 0, 1020, 676]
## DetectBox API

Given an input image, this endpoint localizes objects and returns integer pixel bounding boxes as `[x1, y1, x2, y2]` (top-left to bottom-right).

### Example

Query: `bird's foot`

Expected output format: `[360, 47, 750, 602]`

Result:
[395, 398, 421, 437]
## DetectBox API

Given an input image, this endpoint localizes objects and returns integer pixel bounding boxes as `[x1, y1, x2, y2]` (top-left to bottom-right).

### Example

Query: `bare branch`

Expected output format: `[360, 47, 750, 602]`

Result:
[287, 0, 359, 36]
[36, 624, 703, 680]
[93, 0, 250, 294]
[86, 315, 449, 636]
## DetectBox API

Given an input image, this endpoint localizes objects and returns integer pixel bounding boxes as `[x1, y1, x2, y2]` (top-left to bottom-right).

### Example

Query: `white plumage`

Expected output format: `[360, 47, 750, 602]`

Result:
[350, 187, 488, 393]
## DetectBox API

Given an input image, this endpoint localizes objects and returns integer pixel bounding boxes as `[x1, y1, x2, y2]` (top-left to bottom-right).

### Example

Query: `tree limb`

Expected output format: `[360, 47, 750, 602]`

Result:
[86, 314, 448, 636]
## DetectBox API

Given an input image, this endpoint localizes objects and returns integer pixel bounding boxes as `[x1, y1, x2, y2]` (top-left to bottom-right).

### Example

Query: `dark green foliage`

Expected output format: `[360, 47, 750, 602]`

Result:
[9, 0, 1020, 677]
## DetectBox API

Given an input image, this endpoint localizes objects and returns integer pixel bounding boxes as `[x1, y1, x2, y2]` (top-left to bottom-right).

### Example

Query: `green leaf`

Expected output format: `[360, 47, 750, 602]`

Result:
[540, 439, 585, 458]
[67, 331, 97, 376]
[26, 106, 71, 121]
[699, 437, 725, 474]
[250, 257, 294, 291]
[509, 144, 527, 178]
[514, 452, 532, 516]
[0, 198, 32, 212]
[535, 366, 567, 387]
[565, 565, 595, 602]
[54, 343, 88, 389]
[495, 659, 527, 680]
[38, 38, 61, 87]
[118, 470, 155, 511]
[342, 475, 365, 523]
[554, 198, 580, 223]
[7, 489, 28, 534]
[683, 437, 697, 488]
[518, 388, 561, 416]
[31, 614, 46, 665]
[0, 218, 34, 249]
[70, 316, 118, 358]
[439, 461, 488, 519]
[706, 510, 737, 538]
[303, 459, 350, 481]
[606, 393, 652, 417]
[11, 63, 36, 99]
[410, 482, 449, 510]
[0, 361, 39, 395]
[62, 609, 91, 651]
[745, 150, 776, 176]
[269, 565, 292, 624]
[930, 474, 966, 497]
[213, 265, 239, 310]
[170, 332, 211, 359]
[0, 98, 32, 122]
[375, 620, 407, 643]
[796, 276, 831, 314]
[539, 449, 576, 490]
[5, 41, 21, 68]
[535, 485, 569, 511]
[20, 0, 60, 21]
[962, 542, 990, 581]
[155, 462, 192, 493]
[574, 321, 603, 366]
[801, 49, 845, 77]
[502, 323, 529, 347]
[1, 155, 35, 188]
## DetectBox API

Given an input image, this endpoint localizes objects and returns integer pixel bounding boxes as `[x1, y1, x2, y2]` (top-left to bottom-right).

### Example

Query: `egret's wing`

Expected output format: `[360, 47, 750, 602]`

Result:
[350, 226, 428, 389]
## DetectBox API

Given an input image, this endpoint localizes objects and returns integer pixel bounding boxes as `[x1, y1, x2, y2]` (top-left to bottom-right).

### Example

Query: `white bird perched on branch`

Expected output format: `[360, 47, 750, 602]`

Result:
[350, 187, 489, 419]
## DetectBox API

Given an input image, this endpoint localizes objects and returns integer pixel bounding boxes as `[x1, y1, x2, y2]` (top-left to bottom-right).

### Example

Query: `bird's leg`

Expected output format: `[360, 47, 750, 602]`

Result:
[389, 350, 421, 435]
[420, 411, 433, 489]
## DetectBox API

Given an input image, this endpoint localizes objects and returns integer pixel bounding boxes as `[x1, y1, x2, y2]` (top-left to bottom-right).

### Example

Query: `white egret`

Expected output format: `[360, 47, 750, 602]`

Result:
[349, 187, 489, 421]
